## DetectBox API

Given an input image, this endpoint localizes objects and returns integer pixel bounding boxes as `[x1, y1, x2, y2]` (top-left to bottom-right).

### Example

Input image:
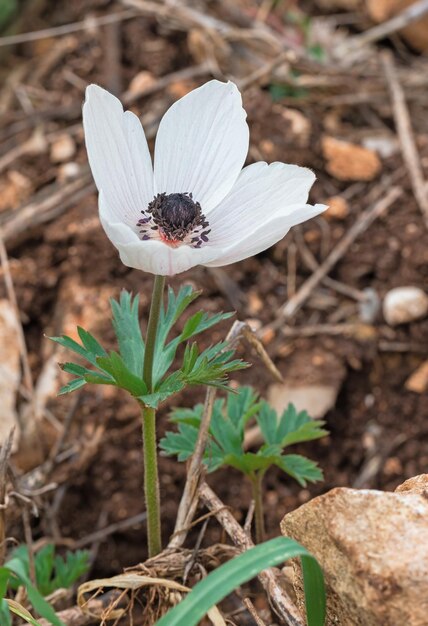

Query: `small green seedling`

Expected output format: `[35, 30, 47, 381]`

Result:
[161, 386, 327, 543]
[0, 544, 89, 626]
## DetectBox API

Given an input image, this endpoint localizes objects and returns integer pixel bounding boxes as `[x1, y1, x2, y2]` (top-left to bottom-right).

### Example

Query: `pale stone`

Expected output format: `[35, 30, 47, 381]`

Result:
[0, 300, 21, 450]
[405, 361, 428, 393]
[267, 383, 338, 420]
[395, 474, 428, 495]
[57, 162, 80, 182]
[127, 71, 156, 96]
[281, 476, 428, 626]
[322, 136, 382, 181]
[50, 133, 76, 163]
[383, 286, 428, 325]
[324, 196, 349, 221]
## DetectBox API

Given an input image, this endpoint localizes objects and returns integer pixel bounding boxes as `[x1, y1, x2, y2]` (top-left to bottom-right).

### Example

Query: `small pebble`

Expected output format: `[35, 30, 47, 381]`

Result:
[383, 286, 428, 326]
[50, 133, 76, 163]
[324, 196, 349, 221]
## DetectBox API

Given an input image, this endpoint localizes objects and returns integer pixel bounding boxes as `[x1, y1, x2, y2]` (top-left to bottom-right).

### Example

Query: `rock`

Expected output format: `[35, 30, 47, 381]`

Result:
[244, 349, 344, 448]
[366, 0, 428, 52]
[362, 134, 398, 159]
[405, 360, 428, 393]
[0, 300, 21, 450]
[126, 71, 156, 97]
[322, 136, 382, 181]
[0, 171, 32, 212]
[50, 133, 76, 163]
[268, 348, 345, 418]
[57, 162, 81, 182]
[324, 196, 349, 221]
[267, 384, 338, 420]
[383, 286, 428, 325]
[396, 474, 428, 495]
[281, 475, 428, 626]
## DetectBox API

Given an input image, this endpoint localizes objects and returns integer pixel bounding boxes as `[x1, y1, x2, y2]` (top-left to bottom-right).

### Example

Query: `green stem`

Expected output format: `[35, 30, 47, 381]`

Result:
[142, 404, 162, 557]
[250, 471, 266, 544]
[141, 274, 165, 557]
[143, 274, 166, 393]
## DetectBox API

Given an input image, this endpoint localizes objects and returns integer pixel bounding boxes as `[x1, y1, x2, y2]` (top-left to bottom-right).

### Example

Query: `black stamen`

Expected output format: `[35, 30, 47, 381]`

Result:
[139, 192, 210, 245]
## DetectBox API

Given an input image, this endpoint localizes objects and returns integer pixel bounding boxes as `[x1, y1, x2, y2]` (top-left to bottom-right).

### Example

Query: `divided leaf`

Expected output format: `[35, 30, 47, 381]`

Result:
[51, 286, 244, 405]
[276, 454, 324, 486]
[162, 387, 327, 488]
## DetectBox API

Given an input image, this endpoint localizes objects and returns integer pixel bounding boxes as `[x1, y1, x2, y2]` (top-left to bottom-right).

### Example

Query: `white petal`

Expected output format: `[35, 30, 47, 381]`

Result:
[204, 203, 326, 267]
[207, 162, 318, 246]
[154, 80, 249, 213]
[83, 84, 154, 229]
[99, 195, 223, 276]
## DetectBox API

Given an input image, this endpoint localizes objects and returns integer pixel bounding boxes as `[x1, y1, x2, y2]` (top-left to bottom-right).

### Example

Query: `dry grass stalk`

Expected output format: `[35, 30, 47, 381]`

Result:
[0, 429, 14, 565]
[382, 50, 428, 228]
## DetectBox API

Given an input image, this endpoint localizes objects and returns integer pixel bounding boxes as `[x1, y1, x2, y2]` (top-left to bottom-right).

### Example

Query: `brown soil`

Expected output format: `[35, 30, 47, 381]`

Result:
[1, 0, 428, 622]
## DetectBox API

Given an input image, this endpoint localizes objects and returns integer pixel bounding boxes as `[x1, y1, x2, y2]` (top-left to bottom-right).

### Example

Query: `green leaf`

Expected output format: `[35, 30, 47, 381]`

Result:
[83, 372, 115, 386]
[180, 341, 247, 390]
[155, 537, 325, 626]
[0, 598, 11, 626]
[160, 418, 225, 472]
[33, 545, 89, 596]
[77, 327, 107, 359]
[139, 371, 185, 408]
[58, 378, 86, 395]
[257, 402, 328, 448]
[5, 600, 43, 626]
[110, 292, 145, 377]
[96, 352, 147, 396]
[169, 403, 205, 427]
[60, 362, 92, 377]
[153, 286, 200, 382]
[278, 404, 328, 446]
[210, 413, 242, 457]
[160, 423, 199, 463]
[34, 545, 55, 596]
[2, 557, 64, 626]
[51, 550, 89, 594]
[0, 0, 17, 30]
[179, 311, 233, 343]
[256, 402, 279, 445]
[227, 386, 260, 431]
[223, 452, 272, 475]
[276, 454, 323, 486]
[49, 335, 97, 366]
[152, 285, 233, 385]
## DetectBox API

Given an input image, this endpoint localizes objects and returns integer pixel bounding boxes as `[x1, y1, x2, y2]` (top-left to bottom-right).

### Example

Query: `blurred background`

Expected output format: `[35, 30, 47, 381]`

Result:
[0, 0, 427, 575]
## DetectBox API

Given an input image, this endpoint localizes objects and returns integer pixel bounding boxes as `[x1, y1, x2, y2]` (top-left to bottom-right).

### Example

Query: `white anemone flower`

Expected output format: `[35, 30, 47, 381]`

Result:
[83, 80, 326, 276]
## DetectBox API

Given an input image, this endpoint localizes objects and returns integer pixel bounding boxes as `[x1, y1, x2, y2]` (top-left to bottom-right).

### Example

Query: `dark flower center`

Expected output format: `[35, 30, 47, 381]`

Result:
[137, 192, 210, 248]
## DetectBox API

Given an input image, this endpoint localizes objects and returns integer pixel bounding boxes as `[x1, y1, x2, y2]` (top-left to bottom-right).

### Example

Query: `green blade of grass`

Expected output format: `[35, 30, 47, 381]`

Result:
[155, 536, 325, 626]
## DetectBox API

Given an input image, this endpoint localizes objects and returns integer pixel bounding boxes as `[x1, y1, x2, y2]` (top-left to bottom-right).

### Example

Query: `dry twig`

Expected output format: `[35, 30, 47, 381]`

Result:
[276, 186, 403, 322]
[0, 429, 14, 565]
[0, 10, 138, 48]
[0, 237, 33, 399]
[382, 51, 428, 228]
[336, 0, 428, 55]
[199, 482, 304, 626]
